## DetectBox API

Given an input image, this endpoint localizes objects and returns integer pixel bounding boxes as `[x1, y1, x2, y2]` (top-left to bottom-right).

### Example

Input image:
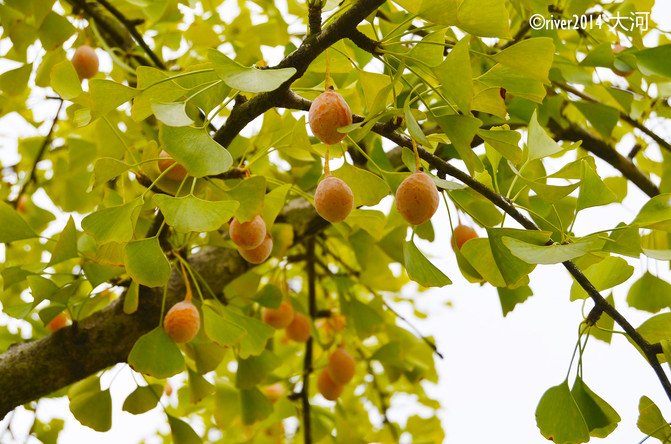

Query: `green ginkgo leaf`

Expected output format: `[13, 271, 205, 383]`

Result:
[633, 193, 671, 231]
[90, 79, 139, 118]
[167, 415, 202, 444]
[235, 349, 281, 389]
[81, 199, 142, 244]
[535, 380, 590, 444]
[503, 236, 601, 265]
[576, 161, 617, 211]
[51, 60, 82, 99]
[209, 49, 296, 93]
[152, 102, 194, 127]
[638, 396, 671, 441]
[122, 384, 162, 415]
[239, 387, 273, 425]
[527, 109, 562, 161]
[221, 308, 274, 359]
[188, 367, 215, 404]
[221, 176, 266, 223]
[404, 240, 451, 287]
[0, 201, 37, 242]
[153, 194, 239, 233]
[569, 256, 634, 301]
[68, 377, 113, 432]
[491, 38, 555, 83]
[128, 327, 185, 378]
[331, 163, 390, 207]
[159, 125, 233, 177]
[434, 37, 472, 113]
[93, 158, 132, 188]
[124, 238, 171, 287]
[48, 216, 78, 266]
[627, 272, 671, 313]
[571, 377, 620, 438]
[202, 304, 246, 346]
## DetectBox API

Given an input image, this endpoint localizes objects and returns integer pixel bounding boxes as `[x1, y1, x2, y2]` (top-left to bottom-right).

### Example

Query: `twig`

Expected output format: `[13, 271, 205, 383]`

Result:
[63, 0, 152, 67]
[301, 238, 317, 444]
[555, 81, 671, 153]
[94, 0, 166, 69]
[313, 237, 444, 359]
[547, 119, 660, 198]
[14, 99, 64, 206]
[280, 89, 671, 402]
[384, 129, 671, 403]
[358, 349, 399, 440]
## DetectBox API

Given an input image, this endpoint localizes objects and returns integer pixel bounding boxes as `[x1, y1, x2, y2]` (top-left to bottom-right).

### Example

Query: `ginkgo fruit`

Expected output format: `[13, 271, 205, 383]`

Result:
[317, 368, 344, 401]
[158, 151, 188, 181]
[286, 312, 311, 342]
[230, 215, 267, 250]
[395, 171, 439, 225]
[314, 176, 354, 223]
[47, 313, 68, 332]
[164, 300, 200, 343]
[72, 45, 99, 80]
[262, 302, 295, 329]
[262, 383, 285, 403]
[238, 233, 273, 264]
[308, 88, 352, 145]
[451, 224, 478, 251]
[327, 347, 356, 385]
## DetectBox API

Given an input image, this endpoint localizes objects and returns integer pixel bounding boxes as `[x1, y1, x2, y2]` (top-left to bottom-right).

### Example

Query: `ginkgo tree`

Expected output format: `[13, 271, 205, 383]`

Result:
[1, 0, 671, 443]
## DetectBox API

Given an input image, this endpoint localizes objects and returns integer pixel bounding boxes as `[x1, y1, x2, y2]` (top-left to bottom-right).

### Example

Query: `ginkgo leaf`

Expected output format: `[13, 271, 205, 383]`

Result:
[128, 327, 185, 378]
[124, 238, 171, 287]
[81, 199, 142, 244]
[0, 201, 37, 242]
[154, 194, 239, 233]
[209, 50, 296, 93]
[152, 102, 194, 127]
[159, 125, 233, 177]
[535, 380, 590, 444]
[404, 240, 451, 287]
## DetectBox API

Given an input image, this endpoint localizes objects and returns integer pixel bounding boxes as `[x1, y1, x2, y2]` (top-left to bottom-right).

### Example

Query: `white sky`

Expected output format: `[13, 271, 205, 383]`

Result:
[1, 1, 671, 444]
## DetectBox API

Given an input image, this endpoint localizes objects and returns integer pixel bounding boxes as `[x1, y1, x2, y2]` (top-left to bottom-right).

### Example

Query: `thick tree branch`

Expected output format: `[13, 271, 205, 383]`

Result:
[0, 200, 324, 419]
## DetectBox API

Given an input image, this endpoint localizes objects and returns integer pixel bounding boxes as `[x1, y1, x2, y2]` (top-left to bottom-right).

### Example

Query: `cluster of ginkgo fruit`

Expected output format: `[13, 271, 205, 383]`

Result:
[65, 41, 483, 402]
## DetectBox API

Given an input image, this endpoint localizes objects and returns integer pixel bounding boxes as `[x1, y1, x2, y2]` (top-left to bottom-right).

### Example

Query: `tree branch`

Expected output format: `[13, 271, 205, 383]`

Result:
[276, 89, 671, 402]
[94, 0, 166, 69]
[548, 119, 660, 198]
[63, 0, 153, 67]
[301, 238, 317, 444]
[555, 81, 671, 154]
[13, 99, 63, 206]
[212, 0, 387, 148]
[358, 349, 399, 440]
[0, 200, 325, 419]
